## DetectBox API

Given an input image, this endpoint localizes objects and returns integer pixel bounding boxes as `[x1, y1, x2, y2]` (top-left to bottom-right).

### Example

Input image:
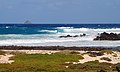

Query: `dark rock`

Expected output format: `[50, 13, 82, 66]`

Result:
[80, 33, 86, 37]
[59, 33, 87, 38]
[66, 35, 72, 37]
[59, 36, 65, 38]
[59, 35, 72, 38]
[116, 66, 120, 72]
[0, 46, 113, 51]
[59, 35, 79, 38]
[83, 33, 86, 36]
[73, 35, 79, 37]
[87, 52, 104, 57]
[94, 32, 120, 40]
[97, 69, 106, 72]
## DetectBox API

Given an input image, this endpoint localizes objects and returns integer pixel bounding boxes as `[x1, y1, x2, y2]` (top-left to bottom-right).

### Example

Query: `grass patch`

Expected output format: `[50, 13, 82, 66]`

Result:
[86, 51, 104, 57]
[0, 50, 6, 55]
[101, 50, 113, 54]
[69, 60, 120, 72]
[70, 51, 80, 54]
[100, 57, 112, 61]
[0, 52, 83, 72]
[56, 50, 80, 55]
[0, 50, 120, 72]
[113, 54, 118, 57]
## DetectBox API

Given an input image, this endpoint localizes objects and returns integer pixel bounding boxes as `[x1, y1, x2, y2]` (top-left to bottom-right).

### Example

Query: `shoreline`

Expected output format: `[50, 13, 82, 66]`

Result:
[0, 46, 118, 51]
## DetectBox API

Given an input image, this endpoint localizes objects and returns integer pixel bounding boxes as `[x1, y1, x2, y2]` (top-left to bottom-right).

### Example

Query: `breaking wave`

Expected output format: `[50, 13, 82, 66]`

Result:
[0, 24, 120, 47]
[38, 30, 58, 33]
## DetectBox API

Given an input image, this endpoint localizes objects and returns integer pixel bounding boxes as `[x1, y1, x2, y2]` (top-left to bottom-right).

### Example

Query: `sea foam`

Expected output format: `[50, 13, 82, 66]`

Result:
[0, 24, 120, 47]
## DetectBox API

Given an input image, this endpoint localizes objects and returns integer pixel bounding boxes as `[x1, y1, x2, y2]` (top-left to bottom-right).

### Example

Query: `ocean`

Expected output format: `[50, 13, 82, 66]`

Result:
[0, 24, 120, 47]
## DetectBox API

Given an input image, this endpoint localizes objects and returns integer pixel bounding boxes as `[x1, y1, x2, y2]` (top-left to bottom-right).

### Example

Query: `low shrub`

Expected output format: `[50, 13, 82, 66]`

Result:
[100, 57, 112, 61]
[70, 51, 80, 54]
[0, 51, 6, 55]
[87, 52, 104, 57]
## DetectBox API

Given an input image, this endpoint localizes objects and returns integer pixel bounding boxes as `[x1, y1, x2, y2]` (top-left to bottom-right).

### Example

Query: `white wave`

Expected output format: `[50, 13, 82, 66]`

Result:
[93, 28, 120, 32]
[0, 27, 120, 40]
[0, 39, 120, 47]
[63, 28, 89, 33]
[56, 27, 74, 29]
[56, 27, 120, 34]
[38, 30, 57, 33]
[56, 27, 120, 42]
[0, 38, 76, 45]
[0, 27, 120, 47]
[0, 34, 59, 40]
[6, 26, 9, 28]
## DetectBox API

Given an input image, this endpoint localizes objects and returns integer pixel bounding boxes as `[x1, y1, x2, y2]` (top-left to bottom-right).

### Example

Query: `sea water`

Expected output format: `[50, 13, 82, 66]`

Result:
[0, 24, 120, 47]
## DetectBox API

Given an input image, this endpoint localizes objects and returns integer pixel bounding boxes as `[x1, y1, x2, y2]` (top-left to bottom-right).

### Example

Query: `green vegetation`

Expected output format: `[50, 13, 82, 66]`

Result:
[85, 51, 104, 57]
[0, 52, 83, 72]
[70, 51, 80, 54]
[0, 51, 120, 72]
[101, 50, 118, 57]
[100, 57, 112, 61]
[56, 50, 80, 55]
[113, 54, 118, 57]
[101, 50, 113, 54]
[0, 50, 6, 55]
[69, 60, 120, 72]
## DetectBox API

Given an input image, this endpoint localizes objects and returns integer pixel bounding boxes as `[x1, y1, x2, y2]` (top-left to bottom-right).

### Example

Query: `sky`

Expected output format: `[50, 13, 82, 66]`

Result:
[0, 0, 120, 24]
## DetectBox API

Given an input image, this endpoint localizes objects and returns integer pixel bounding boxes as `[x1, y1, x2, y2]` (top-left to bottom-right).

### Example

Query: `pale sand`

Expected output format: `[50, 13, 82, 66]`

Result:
[0, 54, 14, 64]
[78, 51, 120, 64]
[2, 50, 60, 54]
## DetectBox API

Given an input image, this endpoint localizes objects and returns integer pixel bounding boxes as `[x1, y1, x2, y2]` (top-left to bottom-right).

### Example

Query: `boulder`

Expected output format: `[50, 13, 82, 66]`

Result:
[59, 33, 86, 38]
[59, 35, 72, 38]
[73, 35, 79, 37]
[80, 33, 86, 37]
[94, 32, 120, 40]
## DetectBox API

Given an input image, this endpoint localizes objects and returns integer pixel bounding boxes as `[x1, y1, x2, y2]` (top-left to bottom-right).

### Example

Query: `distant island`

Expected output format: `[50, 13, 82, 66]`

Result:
[24, 20, 32, 24]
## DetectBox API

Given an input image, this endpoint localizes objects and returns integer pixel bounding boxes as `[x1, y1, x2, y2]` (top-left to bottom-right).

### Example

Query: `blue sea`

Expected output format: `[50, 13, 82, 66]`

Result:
[0, 24, 120, 47]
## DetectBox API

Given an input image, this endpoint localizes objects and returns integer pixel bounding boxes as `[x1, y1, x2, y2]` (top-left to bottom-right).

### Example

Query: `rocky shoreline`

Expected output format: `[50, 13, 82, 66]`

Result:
[94, 32, 120, 40]
[59, 32, 120, 41]
[0, 46, 117, 51]
[59, 34, 86, 38]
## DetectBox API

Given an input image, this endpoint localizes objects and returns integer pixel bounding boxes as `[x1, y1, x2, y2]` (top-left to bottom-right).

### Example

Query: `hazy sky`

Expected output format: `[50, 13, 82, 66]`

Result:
[0, 0, 120, 24]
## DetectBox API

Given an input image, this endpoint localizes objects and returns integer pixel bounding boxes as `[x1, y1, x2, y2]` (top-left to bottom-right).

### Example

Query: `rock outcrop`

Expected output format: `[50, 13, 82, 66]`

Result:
[94, 32, 120, 40]
[59, 35, 72, 38]
[59, 34, 86, 38]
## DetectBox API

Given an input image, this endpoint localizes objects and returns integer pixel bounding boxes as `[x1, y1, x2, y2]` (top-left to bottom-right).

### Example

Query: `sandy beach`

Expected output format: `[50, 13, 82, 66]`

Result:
[0, 46, 120, 72]
[1, 47, 120, 64]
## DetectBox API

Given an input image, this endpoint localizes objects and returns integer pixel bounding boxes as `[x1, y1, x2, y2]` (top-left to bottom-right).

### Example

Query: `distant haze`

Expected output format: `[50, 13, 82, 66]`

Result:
[0, 0, 120, 24]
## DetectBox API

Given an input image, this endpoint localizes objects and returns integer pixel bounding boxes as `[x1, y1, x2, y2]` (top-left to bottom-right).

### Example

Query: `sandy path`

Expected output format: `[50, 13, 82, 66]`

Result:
[2, 50, 60, 54]
[0, 54, 14, 64]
